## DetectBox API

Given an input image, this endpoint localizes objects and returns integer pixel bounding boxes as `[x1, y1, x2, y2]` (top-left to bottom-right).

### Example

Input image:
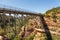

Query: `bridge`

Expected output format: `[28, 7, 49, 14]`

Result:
[0, 5, 53, 40]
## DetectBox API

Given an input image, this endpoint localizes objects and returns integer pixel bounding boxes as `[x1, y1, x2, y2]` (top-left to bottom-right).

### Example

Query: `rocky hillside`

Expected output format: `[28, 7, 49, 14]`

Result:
[0, 7, 60, 40]
[19, 7, 60, 40]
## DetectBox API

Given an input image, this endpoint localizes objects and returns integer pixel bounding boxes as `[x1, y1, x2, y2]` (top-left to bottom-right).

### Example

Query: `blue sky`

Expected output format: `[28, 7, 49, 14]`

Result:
[0, 0, 60, 13]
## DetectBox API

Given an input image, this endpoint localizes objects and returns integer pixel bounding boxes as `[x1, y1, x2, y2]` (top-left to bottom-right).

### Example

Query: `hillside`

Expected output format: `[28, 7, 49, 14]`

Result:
[44, 7, 60, 17]
[0, 7, 60, 40]
[19, 7, 60, 40]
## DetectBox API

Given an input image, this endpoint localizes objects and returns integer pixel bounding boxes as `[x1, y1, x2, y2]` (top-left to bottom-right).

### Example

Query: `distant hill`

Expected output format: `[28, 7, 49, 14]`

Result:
[46, 7, 60, 14]
[43, 7, 60, 17]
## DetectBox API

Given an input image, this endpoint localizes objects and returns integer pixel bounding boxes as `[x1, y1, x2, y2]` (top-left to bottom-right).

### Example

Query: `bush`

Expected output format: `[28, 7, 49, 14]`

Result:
[52, 13, 57, 22]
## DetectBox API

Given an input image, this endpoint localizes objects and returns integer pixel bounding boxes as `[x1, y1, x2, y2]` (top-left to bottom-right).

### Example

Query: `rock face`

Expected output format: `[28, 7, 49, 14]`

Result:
[19, 16, 46, 40]
[19, 15, 60, 40]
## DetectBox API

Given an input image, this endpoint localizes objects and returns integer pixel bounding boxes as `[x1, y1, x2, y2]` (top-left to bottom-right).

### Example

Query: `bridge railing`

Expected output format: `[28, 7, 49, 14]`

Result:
[0, 4, 37, 14]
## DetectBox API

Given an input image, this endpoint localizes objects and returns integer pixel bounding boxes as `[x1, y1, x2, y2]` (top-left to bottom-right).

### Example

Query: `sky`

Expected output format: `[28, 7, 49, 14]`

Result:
[0, 0, 60, 13]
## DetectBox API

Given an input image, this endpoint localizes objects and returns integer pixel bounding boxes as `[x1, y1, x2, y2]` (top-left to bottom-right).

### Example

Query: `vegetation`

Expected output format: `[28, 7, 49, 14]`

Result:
[0, 7, 60, 40]
[0, 14, 29, 40]
[46, 7, 60, 14]
[52, 13, 57, 22]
